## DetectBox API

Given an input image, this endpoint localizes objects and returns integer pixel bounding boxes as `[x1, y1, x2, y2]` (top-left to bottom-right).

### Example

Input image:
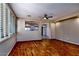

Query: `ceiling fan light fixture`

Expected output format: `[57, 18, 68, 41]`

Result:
[43, 17, 47, 19]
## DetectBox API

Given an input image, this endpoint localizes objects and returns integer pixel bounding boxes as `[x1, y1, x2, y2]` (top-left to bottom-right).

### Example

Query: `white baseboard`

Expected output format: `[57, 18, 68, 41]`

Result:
[56, 39, 79, 45]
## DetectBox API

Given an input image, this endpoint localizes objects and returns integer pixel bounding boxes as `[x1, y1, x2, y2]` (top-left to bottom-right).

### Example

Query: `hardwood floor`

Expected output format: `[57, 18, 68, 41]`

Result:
[9, 39, 79, 56]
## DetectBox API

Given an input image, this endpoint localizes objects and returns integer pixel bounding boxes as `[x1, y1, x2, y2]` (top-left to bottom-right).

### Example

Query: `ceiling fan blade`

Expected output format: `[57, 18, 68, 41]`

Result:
[43, 14, 53, 19]
[48, 16, 53, 18]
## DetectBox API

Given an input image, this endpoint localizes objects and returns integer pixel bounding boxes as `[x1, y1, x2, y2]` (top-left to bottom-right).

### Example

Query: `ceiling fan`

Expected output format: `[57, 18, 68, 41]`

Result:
[43, 14, 53, 19]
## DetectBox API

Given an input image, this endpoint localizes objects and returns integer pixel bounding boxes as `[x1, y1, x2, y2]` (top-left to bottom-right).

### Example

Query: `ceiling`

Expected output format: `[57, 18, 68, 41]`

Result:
[9, 3, 79, 21]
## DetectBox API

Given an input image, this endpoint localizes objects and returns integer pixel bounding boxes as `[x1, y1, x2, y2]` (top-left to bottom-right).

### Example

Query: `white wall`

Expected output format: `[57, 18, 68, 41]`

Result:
[50, 23, 55, 39]
[55, 18, 79, 45]
[17, 19, 42, 41]
[46, 23, 52, 39]
[17, 19, 53, 41]
[0, 35, 16, 56]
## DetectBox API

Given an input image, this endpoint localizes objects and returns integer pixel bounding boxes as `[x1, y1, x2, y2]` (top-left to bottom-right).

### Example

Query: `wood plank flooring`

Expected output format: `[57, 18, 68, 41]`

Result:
[9, 39, 79, 56]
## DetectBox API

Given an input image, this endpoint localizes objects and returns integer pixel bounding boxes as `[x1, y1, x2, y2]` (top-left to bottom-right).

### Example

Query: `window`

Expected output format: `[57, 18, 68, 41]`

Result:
[10, 8, 16, 35]
[0, 3, 4, 38]
[0, 4, 2, 38]
[0, 3, 16, 40]
[3, 4, 8, 37]
[25, 21, 39, 31]
[10, 12, 13, 34]
[6, 6, 8, 36]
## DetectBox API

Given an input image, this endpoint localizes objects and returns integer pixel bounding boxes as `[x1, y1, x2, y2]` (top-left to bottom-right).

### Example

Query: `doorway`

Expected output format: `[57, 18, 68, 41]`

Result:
[41, 24, 48, 39]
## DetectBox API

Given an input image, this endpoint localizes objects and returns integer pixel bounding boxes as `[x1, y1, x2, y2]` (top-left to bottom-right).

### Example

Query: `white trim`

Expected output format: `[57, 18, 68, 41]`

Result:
[57, 39, 79, 45]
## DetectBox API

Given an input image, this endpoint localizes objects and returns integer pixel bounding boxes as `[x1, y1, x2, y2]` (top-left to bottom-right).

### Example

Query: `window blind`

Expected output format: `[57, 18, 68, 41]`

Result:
[0, 3, 16, 39]
[0, 3, 4, 38]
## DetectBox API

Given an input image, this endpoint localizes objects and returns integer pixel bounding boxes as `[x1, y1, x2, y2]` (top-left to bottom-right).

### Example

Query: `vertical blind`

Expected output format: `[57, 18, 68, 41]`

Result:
[0, 3, 16, 39]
